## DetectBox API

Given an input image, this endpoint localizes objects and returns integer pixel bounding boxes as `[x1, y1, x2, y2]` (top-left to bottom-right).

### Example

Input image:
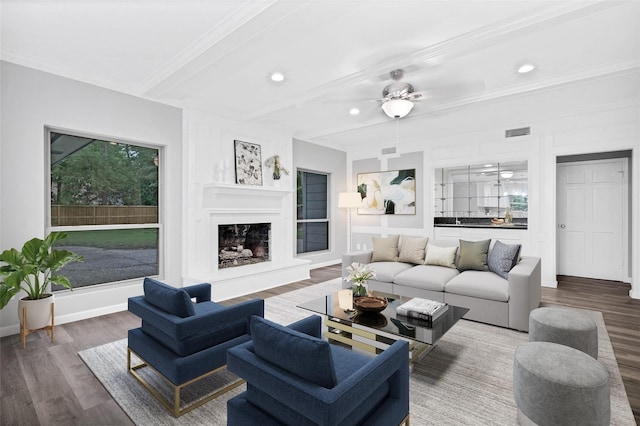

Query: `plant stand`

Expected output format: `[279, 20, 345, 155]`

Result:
[20, 302, 54, 349]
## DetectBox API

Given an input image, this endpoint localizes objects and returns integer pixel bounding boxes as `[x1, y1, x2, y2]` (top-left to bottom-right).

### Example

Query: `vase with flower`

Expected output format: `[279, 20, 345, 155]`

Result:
[345, 262, 376, 297]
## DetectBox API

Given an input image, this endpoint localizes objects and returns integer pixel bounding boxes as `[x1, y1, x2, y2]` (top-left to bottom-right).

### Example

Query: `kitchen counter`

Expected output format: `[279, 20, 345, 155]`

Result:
[434, 223, 527, 229]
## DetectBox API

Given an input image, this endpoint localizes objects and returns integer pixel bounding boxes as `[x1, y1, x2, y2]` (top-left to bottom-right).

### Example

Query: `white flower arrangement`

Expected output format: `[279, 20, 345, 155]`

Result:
[345, 262, 376, 285]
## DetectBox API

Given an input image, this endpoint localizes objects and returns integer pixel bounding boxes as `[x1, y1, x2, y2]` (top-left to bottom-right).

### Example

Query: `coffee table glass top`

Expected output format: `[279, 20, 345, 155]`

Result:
[298, 290, 469, 345]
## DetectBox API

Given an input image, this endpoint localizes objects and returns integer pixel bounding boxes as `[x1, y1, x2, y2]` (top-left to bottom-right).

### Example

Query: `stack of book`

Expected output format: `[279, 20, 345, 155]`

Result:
[396, 298, 448, 326]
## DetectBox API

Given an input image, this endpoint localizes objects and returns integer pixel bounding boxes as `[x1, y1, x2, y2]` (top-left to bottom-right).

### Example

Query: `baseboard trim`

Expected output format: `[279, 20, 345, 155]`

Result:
[0, 303, 128, 338]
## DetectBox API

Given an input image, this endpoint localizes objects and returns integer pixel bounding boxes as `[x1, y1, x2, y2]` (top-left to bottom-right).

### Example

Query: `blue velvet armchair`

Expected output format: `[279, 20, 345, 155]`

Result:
[227, 315, 410, 426]
[127, 277, 264, 417]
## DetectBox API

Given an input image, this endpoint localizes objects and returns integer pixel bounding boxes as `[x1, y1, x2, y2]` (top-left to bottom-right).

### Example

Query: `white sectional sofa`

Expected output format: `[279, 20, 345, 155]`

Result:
[342, 237, 541, 332]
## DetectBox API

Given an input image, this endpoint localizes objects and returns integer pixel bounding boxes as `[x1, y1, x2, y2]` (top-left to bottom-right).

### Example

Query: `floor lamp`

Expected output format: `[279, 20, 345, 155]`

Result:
[338, 192, 361, 252]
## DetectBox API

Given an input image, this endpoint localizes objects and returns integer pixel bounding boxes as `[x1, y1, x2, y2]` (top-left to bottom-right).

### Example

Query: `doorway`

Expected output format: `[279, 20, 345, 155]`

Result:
[556, 152, 630, 282]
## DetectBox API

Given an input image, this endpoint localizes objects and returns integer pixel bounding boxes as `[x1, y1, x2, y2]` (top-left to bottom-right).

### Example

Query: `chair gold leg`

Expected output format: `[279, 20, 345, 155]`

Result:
[127, 348, 245, 417]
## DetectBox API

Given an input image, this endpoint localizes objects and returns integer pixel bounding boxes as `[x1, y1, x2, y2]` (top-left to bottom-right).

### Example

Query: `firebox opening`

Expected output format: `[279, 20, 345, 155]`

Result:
[218, 223, 270, 269]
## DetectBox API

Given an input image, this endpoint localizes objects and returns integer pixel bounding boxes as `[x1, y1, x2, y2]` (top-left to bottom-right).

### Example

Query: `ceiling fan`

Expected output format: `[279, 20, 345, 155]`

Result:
[376, 67, 485, 119]
[379, 69, 427, 119]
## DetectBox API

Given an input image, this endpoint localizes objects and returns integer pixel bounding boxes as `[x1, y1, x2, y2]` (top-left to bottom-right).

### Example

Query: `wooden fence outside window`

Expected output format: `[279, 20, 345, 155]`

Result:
[51, 205, 158, 226]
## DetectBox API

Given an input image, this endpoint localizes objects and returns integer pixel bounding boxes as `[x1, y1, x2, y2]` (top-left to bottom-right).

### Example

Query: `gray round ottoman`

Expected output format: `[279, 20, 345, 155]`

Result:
[513, 342, 610, 426]
[529, 307, 598, 358]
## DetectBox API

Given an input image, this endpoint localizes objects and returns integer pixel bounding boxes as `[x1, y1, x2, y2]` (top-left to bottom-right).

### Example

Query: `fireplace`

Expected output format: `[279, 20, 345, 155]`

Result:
[218, 223, 270, 269]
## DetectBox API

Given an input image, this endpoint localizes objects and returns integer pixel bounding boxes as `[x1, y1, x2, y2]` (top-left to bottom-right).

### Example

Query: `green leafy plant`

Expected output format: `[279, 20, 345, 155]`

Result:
[0, 232, 83, 309]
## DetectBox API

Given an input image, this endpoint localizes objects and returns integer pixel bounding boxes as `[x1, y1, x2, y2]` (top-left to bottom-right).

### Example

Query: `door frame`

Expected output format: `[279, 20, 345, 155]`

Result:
[556, 157, 629, 282]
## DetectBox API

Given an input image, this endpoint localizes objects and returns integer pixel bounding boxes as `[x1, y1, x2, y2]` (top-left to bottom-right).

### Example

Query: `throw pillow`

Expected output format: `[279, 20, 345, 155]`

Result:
[424, 244, 458, 268]
[398, 236, 428, 264]
[143, 277, 195, 318]
[371, 235, 400, 262]
[456, 239, 491, 271]
[250, 316, 338, 389]
[488, 240, 522, 279]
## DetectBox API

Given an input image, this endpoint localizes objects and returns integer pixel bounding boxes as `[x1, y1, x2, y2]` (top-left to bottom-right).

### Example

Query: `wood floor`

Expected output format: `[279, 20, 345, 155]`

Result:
[1, 265, 638, 425]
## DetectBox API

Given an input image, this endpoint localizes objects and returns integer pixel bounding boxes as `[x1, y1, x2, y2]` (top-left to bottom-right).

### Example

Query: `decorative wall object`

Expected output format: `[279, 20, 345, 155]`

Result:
[357, 169, 416, 215]
[264, 155, 289, 180]
[234, 140, 262, 185]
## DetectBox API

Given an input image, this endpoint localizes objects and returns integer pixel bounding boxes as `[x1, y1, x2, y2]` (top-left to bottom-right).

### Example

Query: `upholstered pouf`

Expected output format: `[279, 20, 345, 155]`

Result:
[529, 307, 598, 358]
[513, 341, 610, 426]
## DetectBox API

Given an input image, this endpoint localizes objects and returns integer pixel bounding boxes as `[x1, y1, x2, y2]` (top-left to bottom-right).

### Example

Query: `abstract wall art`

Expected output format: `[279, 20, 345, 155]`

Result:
[234, 140, 263, 185]
[357, 169, 416, 215]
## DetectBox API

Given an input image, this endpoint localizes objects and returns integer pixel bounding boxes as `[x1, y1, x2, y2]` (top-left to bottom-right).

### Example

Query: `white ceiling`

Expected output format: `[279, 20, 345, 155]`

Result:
[2, 0, 638, 148]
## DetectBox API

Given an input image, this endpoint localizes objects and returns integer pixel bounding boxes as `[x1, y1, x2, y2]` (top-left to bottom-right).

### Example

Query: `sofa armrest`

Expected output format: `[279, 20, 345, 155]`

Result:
[507, 256, 541, 331]
[341, 250, 374, 288]
[129, 297, 264, 339]
[227, 339, 409, 425]
[184, 283, 211, 302]
[178, 299, 264, 337]
[286, 315, 322, 338]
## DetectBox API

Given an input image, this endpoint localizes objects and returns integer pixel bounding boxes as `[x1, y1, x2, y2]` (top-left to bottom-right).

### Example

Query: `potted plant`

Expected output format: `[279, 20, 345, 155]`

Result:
[0, 232, 83, 334]
[264, 155, 289, 180]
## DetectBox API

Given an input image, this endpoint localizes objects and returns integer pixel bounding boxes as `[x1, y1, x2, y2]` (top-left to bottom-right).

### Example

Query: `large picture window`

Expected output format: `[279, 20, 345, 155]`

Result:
[296, 170, 329, 254]
[48, 130, 161, 290]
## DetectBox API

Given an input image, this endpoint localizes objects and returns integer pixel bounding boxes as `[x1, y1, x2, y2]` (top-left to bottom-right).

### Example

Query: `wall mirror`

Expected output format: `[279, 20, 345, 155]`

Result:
[434, 161, 528, 218]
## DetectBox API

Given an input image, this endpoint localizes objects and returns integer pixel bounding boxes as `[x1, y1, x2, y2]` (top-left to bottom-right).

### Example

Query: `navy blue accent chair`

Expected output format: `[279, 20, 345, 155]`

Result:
[227, 315, 410, 425]
[127, 277, 264, 417]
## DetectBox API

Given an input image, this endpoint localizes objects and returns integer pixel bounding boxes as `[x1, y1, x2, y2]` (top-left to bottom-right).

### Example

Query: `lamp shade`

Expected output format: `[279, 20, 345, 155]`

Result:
[338, 192, 361, 208]
[381, 98, 414, 118]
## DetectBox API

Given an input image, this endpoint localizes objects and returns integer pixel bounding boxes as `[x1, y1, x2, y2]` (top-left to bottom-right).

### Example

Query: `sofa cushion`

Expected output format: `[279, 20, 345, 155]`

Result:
[393, 265, 460, 291]
[487, 240, 521, 279]
[371, 235, 400, 262]
[143, 277, 195, 318]
[368, 261, 414, 282]
[456, 239, 491, 271]
[398, 236, 428, 264]
[425, 244, 457, 268]
[250, 316, 337, 389]
[444, 270, 509, 302]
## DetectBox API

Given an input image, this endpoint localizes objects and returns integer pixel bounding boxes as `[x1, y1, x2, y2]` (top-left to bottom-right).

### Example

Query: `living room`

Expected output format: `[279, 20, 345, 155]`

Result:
[1, 1, 639, 424]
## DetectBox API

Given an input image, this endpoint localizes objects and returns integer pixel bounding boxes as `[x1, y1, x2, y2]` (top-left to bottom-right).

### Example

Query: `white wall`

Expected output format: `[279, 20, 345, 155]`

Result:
[343, 71, 640, 298]
[181, 108, 311, 300]
[293, 138, 347, 266]
[0, 62, 183, 336]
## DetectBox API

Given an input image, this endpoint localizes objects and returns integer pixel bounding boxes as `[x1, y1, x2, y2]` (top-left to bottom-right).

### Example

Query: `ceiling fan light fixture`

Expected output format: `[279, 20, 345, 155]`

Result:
[382, 98, 414, 118]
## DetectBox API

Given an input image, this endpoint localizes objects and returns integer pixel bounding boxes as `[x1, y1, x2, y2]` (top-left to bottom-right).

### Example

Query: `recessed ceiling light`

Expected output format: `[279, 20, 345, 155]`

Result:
[349, 108, 360, 115]
[518, 64, 535, 74]
[271, 72, 285, 82]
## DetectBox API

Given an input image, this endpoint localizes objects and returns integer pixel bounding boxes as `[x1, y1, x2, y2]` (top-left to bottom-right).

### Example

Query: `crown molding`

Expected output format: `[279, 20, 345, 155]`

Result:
[136, 0, 279, 96]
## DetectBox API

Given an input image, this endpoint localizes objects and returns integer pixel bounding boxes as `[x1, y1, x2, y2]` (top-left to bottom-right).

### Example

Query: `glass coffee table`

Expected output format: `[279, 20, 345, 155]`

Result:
[298, 290, 469, 363]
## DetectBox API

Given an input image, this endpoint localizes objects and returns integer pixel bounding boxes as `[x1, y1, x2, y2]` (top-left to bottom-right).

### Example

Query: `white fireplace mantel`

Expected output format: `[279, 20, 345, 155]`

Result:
[203, 183, 293, 197]
[186, 181, 310, 301]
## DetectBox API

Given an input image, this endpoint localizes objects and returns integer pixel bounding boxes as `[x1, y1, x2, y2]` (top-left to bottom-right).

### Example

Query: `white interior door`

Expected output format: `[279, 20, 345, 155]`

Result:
[557, 159, 626, 281]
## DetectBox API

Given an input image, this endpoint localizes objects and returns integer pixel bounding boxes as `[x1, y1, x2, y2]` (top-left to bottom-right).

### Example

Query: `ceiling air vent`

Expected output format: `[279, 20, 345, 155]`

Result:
[505, 127, 531, 138]
[381, 147, 397, 155]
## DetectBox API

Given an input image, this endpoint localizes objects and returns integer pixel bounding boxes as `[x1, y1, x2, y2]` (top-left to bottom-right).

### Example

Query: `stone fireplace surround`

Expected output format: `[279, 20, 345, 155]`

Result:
[186, 183, 310, 300]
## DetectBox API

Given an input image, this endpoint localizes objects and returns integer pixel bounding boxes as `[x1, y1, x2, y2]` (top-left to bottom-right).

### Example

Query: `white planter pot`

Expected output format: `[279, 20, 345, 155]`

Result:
[18, 294, 54, 331]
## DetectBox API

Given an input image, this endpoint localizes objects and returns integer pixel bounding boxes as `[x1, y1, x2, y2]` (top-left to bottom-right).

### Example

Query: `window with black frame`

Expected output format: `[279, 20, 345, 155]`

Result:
[48, 130, 161, 289]
[296, 170, 329, 254]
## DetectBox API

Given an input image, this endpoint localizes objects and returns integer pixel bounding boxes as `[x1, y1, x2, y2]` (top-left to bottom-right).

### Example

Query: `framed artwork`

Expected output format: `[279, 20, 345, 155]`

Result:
[357, 169, 416, 215]
[234, 140, 263, 185]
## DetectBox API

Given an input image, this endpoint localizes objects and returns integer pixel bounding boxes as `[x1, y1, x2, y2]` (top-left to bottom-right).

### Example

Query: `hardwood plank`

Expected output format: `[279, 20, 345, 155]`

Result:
[1, 266, 639, 425]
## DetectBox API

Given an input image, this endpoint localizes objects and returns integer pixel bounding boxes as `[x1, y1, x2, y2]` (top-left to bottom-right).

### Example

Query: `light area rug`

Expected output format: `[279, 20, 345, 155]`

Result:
[79, 278, 635, 425]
